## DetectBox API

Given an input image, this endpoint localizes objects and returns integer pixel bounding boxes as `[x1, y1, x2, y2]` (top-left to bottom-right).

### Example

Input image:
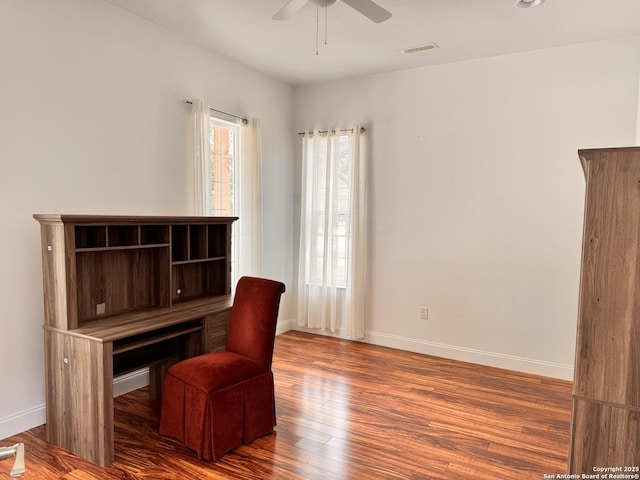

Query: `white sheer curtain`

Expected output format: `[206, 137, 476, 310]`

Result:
[238, 118, 263, 279]
[191, 99, 211, 216]
[346, 129, 367, 339]
[297, 127, 368, 339]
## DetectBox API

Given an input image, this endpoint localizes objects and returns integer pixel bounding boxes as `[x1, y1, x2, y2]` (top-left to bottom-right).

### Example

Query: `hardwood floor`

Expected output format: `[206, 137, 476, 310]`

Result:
[0, 331, 572, 479]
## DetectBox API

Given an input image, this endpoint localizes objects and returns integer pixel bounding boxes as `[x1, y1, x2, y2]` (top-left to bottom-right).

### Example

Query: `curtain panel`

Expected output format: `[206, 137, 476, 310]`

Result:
[238, 118, 263, 278]
[192, 99, 212, 216]
[297, 128, 367, 339]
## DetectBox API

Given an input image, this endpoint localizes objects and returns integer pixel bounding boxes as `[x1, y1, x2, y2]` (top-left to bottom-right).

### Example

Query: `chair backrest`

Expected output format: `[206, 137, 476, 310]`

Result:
[226, 276, 286, 372]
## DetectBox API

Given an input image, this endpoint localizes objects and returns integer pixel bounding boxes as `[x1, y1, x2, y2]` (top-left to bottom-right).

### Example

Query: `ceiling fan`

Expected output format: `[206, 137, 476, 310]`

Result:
[273, 0, 392, 24]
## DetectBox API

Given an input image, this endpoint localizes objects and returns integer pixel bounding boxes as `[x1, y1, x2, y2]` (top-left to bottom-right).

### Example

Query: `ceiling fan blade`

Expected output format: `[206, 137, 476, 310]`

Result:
[341, 0, 391, 23]
[273, 0, 308, 20]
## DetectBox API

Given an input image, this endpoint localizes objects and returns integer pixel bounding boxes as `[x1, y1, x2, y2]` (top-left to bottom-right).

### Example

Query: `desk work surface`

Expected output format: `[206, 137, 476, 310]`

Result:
[46, 295, 233, 343]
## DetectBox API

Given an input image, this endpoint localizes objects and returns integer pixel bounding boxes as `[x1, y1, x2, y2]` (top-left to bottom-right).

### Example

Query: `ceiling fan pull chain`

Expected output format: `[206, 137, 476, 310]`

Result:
[325, 0, 328, 45]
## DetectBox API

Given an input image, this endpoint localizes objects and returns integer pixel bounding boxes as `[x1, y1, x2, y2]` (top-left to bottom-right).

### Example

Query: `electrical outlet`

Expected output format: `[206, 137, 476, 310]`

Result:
[419, 306, 428, 320]
[96, 302, 106, 315]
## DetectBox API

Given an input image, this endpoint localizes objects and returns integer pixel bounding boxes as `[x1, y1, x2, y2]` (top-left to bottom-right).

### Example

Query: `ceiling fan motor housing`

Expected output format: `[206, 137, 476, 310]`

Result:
[309, 0, 339, 6]
[273, 0, 391, 24]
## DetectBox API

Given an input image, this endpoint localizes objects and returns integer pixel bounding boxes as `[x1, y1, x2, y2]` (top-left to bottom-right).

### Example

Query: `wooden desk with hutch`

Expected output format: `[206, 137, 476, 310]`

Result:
[33, 215, 237, 466]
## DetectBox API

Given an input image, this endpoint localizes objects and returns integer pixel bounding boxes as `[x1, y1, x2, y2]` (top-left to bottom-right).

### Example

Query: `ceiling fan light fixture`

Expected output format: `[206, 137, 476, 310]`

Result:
[515, 0, 545, 8]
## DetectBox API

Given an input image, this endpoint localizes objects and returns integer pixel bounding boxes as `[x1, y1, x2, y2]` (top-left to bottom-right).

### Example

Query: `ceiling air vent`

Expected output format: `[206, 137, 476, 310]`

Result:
[402, 43, 439, 54]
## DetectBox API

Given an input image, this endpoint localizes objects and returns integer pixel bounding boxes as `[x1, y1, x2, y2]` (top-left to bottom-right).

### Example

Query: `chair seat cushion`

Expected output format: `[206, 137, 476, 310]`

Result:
[165, 351, 263, 393]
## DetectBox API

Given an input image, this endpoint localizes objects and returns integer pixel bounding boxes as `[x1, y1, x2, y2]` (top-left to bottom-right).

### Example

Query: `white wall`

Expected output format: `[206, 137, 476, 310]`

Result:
[294, 36, 640, 379]
[0, 0, 294, 439]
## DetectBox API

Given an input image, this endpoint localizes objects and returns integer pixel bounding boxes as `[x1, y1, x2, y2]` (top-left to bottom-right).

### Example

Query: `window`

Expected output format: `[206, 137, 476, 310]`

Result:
[209, 118, 239, 217]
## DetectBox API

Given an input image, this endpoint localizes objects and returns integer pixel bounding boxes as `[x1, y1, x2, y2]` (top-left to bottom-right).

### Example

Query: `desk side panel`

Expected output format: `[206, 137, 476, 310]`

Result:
[45, 330, 114, 466]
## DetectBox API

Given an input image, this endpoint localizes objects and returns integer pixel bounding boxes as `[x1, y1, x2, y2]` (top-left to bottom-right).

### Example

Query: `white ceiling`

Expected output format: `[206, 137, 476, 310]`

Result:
[103, 0, 640, 86]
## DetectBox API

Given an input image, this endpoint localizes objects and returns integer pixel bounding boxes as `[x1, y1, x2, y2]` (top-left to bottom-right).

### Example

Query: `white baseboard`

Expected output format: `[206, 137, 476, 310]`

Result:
[0, 369, 151, 441]
[363, 330, 574, 380]
[0, 404, 46, 442]
[275, 318, 294, 335]
[113, 368, 150, 397]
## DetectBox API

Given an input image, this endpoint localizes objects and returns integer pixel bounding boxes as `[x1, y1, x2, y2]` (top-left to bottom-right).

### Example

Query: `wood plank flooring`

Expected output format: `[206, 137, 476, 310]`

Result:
[0, 331, 572, 479]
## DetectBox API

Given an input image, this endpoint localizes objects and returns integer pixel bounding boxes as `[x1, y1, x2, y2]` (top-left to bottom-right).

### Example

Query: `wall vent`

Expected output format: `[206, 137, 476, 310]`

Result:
[402, 43, 439, 54]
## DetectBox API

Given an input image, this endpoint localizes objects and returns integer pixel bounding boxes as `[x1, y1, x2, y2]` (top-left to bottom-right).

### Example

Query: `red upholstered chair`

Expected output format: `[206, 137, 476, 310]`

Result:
[159, 276, 286, 460]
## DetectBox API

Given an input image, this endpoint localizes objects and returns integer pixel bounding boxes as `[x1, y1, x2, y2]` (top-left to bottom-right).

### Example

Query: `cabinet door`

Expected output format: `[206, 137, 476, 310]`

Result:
[569, 398, 640, 472]
[576, 151, 640, 407]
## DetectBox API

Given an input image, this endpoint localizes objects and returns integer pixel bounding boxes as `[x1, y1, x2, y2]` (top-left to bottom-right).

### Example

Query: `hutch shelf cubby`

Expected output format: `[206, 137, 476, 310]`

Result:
[33, 214, 238, 466]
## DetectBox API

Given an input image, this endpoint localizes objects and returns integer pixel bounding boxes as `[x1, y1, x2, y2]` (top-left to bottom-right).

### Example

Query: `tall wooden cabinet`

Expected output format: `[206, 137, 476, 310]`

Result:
[34, 215, 237, 466]
[569, 148, 640, 472]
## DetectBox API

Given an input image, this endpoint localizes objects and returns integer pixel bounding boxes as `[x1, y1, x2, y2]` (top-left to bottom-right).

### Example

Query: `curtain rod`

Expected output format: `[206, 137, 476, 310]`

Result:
[298, 127, 365, 136]
[184, 100, 248, 125]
